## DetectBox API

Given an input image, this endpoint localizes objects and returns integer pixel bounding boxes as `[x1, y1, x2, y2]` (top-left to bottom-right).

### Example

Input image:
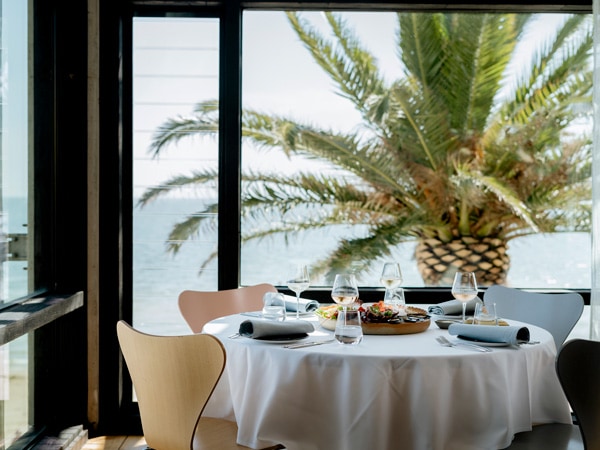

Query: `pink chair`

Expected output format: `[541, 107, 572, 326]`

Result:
[178, 283, 277, 333]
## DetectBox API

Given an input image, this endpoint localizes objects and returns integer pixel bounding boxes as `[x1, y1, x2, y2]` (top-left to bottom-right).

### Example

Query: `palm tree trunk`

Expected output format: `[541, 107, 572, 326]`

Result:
[415, 236, 510, 286]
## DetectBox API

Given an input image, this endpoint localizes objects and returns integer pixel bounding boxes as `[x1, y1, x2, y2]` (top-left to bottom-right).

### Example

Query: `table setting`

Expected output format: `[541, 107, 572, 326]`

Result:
[203, 306, 571, 450]
[230, 267, 533, 350]
[200, 267, 572, 449]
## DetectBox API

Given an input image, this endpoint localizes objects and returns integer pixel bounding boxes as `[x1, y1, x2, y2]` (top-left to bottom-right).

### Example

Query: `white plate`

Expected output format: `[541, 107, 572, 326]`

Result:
[252, 334, 310, 344]
[457, 335, 510, 347]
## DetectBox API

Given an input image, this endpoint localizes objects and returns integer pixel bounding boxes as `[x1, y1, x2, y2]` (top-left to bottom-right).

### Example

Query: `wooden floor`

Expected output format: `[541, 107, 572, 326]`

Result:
[82, 436, 147, 450]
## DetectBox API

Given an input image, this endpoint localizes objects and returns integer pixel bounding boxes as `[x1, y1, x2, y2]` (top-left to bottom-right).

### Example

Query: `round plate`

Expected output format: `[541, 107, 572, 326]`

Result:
[457, 335, 510, 347]
[252, 334, 309, 344]
[435, 319, 462, 329]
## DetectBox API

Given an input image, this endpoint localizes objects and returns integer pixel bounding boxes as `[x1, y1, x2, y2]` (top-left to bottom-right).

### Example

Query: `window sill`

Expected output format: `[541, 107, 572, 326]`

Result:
[0, 291, 84, 346]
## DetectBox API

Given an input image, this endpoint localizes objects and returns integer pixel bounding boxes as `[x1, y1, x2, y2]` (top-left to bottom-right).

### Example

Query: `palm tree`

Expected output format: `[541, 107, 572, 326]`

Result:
[138, 12, 592, 286]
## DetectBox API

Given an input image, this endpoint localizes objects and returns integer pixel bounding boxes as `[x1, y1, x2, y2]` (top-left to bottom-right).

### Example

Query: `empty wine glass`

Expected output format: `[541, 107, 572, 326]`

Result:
[381, 262, 403, 304]
[451, 271, 478, 323]
[331, 273, 359, 313]
[287, 264, 310, 320]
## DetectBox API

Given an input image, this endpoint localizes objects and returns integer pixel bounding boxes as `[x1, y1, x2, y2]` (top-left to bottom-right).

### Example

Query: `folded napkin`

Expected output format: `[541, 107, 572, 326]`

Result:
[428, 297, 483, 316]
[281, 294, 320, 313]
[448, 323, 530, 345]
[239, 319, 315, 339]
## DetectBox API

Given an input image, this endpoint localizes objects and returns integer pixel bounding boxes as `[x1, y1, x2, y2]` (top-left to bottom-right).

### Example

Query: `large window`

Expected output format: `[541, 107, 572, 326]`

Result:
[130, 8, 592, 336]
[239, 11, 592, 290]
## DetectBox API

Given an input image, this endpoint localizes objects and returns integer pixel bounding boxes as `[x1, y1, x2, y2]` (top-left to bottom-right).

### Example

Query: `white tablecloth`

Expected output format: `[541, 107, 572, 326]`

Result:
[202, 311, 572, 450]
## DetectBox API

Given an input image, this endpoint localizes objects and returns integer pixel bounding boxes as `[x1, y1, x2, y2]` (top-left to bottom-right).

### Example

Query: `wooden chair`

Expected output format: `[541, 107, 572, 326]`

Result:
[483, 285, 584, 350]
[504, 339, 600, 449]
[178, 283, 277, 333]
[116, 320, 284, 450]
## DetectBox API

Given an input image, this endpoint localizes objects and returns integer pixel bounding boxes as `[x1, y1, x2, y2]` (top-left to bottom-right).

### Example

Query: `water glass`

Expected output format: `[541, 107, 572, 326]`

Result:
[474, 302, 497, 325]
[262, 292, 286, 321]
[334, 309, 363, 345]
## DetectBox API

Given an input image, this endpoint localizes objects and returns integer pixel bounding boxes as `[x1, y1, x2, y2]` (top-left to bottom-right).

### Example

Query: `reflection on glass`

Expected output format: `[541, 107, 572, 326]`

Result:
[132, 17, 220, 334]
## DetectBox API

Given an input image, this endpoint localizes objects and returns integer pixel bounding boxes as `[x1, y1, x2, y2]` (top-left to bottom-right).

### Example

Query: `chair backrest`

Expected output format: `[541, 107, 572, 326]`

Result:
[483, 285, 584, 350]
[556, 339, 600, 450]
[116, 320, 226, 450]
[178, 283, 277, 333]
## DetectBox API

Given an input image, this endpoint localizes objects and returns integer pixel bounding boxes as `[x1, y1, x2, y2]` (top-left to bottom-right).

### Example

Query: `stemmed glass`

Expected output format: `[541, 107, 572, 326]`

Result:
[380, 262, 403, 304]
[451, 271, 478, 323]
[287, 264, 310, 320]
[331, 273, 359, 313]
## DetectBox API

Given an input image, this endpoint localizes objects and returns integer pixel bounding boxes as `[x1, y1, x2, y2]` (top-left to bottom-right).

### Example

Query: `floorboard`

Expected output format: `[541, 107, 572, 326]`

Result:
[82, 436, 146, 450]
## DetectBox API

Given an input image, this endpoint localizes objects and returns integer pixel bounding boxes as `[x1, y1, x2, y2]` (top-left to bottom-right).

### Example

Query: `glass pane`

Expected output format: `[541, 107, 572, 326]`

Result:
[240, 11, 592, 289]
[132, 17, 219, 334]
[0, 0, 32, 444]
[1, 0, 30, 302]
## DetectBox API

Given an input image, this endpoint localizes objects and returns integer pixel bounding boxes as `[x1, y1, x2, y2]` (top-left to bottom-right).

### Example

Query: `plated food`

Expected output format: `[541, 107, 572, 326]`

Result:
[315, 301, 430, 335]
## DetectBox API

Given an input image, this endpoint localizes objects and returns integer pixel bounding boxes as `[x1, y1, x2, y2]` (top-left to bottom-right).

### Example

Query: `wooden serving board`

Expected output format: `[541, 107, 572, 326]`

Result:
[317, 306, 430, 335]
[361, 319, 430, 335]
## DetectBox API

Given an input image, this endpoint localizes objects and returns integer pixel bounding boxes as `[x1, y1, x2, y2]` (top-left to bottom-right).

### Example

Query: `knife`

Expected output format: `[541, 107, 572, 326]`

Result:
[284, 339, 335, 349]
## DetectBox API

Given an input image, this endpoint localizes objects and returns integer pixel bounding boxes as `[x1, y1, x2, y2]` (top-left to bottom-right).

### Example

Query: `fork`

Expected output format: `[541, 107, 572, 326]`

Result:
[436, 335, 492, 352]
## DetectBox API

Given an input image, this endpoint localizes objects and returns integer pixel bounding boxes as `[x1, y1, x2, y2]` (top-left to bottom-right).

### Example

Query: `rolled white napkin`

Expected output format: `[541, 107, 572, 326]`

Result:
[279, 293, 320, 313]
[428, 297, 483, 316]
[448, 323, 530, 345]
[239, 319, 315, 339]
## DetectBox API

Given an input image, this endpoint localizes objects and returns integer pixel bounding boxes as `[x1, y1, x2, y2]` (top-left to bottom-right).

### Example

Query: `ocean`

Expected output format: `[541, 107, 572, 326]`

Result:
[132, 197, 591, 335]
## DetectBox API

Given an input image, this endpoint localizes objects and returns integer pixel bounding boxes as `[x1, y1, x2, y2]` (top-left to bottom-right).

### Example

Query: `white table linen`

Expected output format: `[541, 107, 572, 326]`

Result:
[202, 311, 572, 450]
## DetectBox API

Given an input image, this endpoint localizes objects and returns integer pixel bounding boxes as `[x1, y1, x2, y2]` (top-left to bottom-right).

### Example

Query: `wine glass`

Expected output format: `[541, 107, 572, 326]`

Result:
[451, 271, 478, 323]
[380, 262, 403, 304]
[331, 273, 359, 314]
[287, 264, 310, 320]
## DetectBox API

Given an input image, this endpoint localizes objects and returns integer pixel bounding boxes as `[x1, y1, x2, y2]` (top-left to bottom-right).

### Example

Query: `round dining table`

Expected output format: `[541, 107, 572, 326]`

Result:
[202, 310, 572, 450]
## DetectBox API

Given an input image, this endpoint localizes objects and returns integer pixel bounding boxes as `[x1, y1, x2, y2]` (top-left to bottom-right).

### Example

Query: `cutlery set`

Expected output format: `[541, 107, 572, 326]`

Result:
[229, 328, 536, 350]
[284, 339, 336, 349]
[436, 335, 492, 352]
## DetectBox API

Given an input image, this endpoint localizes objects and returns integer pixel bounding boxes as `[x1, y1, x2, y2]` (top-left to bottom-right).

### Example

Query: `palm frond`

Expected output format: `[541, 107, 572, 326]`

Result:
[286, 12, 386, 113]
[148, 101, 219, 157]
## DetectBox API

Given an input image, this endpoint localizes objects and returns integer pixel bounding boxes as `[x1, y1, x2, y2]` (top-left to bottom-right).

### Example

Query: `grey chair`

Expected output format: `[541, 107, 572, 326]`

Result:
[483, 285, 584, 350]
[504, 339, 600, 449]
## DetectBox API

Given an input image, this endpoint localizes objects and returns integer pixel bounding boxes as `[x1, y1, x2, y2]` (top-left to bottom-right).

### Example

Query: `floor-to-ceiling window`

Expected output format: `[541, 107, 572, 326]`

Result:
[104, 0, 595, 436]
